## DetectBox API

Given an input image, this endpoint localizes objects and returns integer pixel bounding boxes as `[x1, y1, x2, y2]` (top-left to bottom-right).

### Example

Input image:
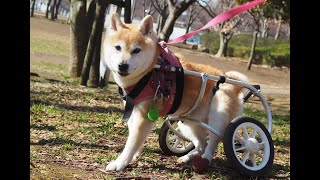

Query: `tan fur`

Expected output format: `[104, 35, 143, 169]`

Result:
[103, 13, 249, 171]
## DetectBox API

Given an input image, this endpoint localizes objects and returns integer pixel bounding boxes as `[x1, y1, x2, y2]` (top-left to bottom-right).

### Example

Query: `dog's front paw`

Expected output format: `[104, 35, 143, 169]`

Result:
[177, 155, 192, 163]
[105, 160, 128, 171]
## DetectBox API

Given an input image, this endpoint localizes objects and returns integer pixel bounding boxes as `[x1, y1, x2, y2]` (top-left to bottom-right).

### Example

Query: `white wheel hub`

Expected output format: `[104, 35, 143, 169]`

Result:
[245, 138, 260, 154]
[232, 122, 270, 171]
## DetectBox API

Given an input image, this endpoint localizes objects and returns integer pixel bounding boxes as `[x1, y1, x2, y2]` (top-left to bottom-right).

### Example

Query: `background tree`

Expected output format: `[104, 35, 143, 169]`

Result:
[70, 0, 132, 87]
[80, 0, 108, 87]
[199, 0, 243, 58]
[69, 0, 88, 77]
[152, 0, 197, 42]
[236, 0, 268, 71]
[185, 3, 200, 35]
[46, 0, 52, 18]
[50, 0, 57, 20]
[236, 0, 289, 70]
[271, 0, 289, 40]
[30, 0, 36, 17]
[54, 0, 63, 19]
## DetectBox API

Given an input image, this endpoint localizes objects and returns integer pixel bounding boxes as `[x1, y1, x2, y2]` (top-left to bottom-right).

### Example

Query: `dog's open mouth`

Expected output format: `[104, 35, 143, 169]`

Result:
[118, 72, 129, 76]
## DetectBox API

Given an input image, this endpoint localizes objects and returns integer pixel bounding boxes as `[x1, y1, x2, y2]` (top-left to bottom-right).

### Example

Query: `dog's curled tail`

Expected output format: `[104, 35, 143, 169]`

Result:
[224, 71, 250, 97]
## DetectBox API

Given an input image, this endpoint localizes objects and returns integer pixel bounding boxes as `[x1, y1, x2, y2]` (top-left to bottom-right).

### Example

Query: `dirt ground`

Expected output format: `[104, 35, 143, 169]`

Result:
[30, 17, 290, 94]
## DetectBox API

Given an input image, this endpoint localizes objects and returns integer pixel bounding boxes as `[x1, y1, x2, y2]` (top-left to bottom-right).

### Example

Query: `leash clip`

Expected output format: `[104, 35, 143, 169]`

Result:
[153, 82, 163, 101]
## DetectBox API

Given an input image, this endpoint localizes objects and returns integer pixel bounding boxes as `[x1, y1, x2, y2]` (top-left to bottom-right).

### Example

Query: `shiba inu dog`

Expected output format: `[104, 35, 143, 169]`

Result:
[102, 12, 249, 172]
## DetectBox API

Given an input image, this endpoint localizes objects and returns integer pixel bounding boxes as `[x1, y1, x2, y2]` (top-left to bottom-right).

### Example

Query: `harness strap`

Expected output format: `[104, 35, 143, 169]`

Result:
[212, 76, 226, 96]
[121, 71, 153, 122]
[168, 67, 184, 114]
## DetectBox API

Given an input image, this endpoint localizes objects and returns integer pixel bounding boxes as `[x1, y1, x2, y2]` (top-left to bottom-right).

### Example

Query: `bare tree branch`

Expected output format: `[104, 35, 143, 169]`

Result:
[196, 0, 216, 18]
[151, 0, 164, 14]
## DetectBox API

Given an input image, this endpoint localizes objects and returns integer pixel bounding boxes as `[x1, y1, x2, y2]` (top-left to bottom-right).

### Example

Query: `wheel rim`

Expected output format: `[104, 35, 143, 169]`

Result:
[166, 122, 194, 154]
[232, 122, 271, 171]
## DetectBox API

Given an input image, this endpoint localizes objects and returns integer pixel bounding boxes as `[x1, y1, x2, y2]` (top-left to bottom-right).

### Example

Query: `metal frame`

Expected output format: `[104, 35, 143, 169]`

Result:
[154, 65, 273, 140]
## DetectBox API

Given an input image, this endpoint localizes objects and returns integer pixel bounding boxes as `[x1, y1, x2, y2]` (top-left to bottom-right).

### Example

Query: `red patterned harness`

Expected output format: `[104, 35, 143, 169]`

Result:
[120, 43, 184, 121]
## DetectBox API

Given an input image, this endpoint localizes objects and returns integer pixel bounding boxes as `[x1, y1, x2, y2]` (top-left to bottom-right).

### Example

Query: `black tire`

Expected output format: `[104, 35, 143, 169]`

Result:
[223, 116, 274, 177]
[159, 121, 194, 156]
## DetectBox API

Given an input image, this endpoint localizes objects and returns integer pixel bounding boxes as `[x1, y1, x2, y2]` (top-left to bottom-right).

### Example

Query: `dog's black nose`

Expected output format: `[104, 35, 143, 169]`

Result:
[118, 63, 129, 72]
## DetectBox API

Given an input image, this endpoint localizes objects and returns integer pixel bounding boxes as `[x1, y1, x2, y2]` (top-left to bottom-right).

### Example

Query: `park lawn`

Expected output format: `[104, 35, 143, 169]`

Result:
[30, 17, 290, 179]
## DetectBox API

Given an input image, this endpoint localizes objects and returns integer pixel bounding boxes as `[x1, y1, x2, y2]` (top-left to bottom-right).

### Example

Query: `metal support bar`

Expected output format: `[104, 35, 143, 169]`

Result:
[165, 120, 190, 141]
[181, 73, 208, 116]
[166, 116, 224, 139]
[154, 65, 273, 133]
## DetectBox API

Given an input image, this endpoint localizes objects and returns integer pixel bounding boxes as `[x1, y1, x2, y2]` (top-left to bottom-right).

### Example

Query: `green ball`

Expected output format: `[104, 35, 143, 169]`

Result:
[148, 108, 159, 122]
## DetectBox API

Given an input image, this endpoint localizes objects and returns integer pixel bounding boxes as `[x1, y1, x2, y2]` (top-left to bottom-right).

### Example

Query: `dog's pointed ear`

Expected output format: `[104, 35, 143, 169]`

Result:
[140, 15, 153, 35]
[110, 12, 126, 33]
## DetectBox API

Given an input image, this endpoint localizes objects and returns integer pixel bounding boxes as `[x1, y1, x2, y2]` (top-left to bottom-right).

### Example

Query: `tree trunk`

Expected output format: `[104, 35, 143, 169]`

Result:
[69, 0, 88, 78]
[159, 13, 177, 42]
[124, 0, 131, 23]
[131, 0, 137, 21]
[215, 32, 233, 58]
[215, 32, 225, 58]
[30, 0, 36, 17]
[246, 31, 258, 71]
[54, 0, 62, 19]
[87, 0, 96, 35]
[50, 0, 56, 20]
[80, 1, 107, 86]
[183, 9, 192, 44]
[260, 18, 268, 38]
[143, 0, 146, 17]
[156, 15, 162, 35]
[88, 46, 100, 87]
[88, 3, 107, 87]
[274, 19, 282, 40]
[45, 0, 52, 18]
[158, 0, 196, 42]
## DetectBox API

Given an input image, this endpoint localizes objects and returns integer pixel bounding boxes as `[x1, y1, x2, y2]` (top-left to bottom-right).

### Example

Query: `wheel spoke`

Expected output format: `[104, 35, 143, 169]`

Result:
[182, 140, 186, 149]
[235, 134, 245, 144]
[168, 135, 178, 141]
[250, 154, 257, 167]
[242, 127, 249, 140]
[259, 141, 265, 149]
[242, 151, 250, 163]
[235, 146, 246, 152]
[255, 151, 263, 158]
[251, 129, 257, 138]
[173, 139, 180, 148]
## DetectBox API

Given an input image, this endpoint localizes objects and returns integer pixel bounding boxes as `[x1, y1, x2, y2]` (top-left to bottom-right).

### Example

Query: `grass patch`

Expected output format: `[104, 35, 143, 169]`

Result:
[30, 18, 70, 56]
[201, 32, 290, 67]
[30, 17, 289, 179]
[30, 59, 289, 178]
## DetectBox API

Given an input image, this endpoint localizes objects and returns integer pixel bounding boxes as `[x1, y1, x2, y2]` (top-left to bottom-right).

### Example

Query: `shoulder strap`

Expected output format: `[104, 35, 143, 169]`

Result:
[121, 71, 153, 122]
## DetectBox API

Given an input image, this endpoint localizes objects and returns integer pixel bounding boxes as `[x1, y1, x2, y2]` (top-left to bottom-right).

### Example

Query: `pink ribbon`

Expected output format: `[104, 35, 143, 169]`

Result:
[165, 0, 266, 45]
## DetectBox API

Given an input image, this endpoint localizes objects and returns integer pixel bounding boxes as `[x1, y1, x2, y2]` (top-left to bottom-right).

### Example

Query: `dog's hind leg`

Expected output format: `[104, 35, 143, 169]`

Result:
[106, 105, 156, 171]
[177, 120, 208, 164]
[201, 91, 244, 162]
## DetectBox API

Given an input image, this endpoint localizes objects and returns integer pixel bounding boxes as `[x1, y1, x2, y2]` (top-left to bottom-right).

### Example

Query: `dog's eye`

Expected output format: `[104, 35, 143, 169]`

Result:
[132, 48, 141, 54]
[115, 46, 121, 51]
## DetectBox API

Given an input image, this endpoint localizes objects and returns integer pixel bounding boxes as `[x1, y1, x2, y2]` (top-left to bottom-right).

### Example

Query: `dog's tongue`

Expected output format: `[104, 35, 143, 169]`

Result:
[191, 155, 210, 173]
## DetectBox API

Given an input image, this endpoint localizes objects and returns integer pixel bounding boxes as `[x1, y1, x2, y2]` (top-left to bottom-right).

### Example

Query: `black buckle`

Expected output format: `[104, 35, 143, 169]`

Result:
[212, 76, 226, 96]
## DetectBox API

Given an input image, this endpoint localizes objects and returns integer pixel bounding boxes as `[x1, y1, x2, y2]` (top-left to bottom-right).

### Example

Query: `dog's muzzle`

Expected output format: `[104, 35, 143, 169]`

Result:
[118, 63, 129, 76]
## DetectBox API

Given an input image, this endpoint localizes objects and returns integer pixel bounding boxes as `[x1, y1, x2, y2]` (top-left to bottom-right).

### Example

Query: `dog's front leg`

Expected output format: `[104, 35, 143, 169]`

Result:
[106, 105, 156, 171]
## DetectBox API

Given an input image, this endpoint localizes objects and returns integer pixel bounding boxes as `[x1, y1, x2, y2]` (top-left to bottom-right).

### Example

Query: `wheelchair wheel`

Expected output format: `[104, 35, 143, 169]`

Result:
[223, 116, 274, 177]
[159, 121, 194, 156]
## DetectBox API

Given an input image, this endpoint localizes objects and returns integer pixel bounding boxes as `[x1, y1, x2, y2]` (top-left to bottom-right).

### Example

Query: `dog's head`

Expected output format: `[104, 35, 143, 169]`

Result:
[103, 13, 158, 86]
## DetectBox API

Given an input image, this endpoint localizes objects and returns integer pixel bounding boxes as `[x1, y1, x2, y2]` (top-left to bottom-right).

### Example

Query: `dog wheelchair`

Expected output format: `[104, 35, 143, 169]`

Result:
[155, 65, 274, 176]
